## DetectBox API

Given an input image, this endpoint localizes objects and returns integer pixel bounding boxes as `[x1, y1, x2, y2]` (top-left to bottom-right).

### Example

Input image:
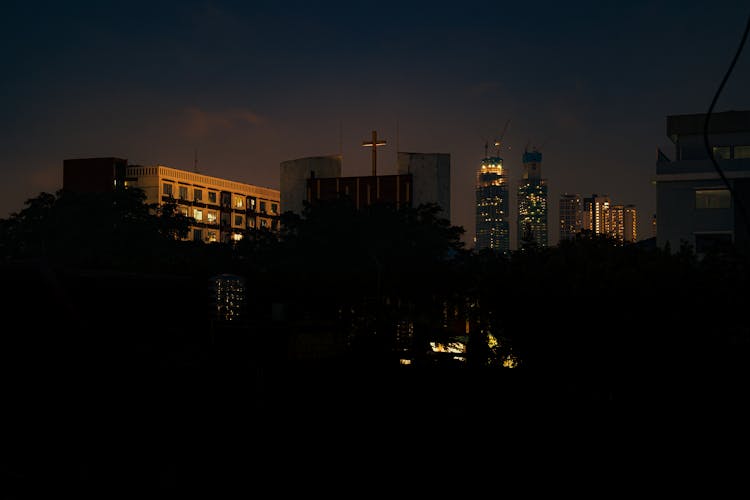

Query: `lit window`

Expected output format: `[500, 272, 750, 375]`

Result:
[193, 209, 203, 221]
[233, 195, 244, 208]
[695, 189, 731, 209]
[735, 145, 750, 159]
[712, 146, 731, 160]
[207, 211, 217, 224]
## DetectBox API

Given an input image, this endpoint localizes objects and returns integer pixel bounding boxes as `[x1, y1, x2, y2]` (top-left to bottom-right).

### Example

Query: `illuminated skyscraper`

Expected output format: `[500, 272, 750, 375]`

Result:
[475, 155, 509, 252]
[610, 204, 638, 243]
[559, 193, 583, 242]
[583, 194, 612, 237]
[516, 148, 548, 248]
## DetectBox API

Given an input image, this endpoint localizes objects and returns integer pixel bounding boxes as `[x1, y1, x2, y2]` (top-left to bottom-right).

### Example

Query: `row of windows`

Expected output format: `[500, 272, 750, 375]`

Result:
[190, 223, 277, 244]
[162, 182, 278, 214]
[695, 189, 731, 209]
[179, 205, 277, 230]
[712, 145, 750, 160]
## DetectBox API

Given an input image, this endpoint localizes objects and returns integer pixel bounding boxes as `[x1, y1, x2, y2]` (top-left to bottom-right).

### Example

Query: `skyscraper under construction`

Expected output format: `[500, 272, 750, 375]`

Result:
[475, 152, 510, 253]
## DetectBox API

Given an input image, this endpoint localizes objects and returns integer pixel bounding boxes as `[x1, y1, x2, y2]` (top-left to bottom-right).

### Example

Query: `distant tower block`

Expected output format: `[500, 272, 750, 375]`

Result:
[517, 148, 548, 248]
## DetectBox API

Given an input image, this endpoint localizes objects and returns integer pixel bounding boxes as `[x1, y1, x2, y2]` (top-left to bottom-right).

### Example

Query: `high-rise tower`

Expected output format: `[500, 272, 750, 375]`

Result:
[559, 193, 583, 242]
[516, 148, 548, 248]
[475, 154, 509, 253]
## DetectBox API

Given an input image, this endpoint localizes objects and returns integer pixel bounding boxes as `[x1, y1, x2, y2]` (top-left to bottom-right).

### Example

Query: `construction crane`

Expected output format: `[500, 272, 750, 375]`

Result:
[482, 118, 511, 158]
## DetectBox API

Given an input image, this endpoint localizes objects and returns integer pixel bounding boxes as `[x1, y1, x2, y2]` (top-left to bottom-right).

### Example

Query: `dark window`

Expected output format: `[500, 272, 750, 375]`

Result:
[695, 233, 732, 254]
[220, 192, 231, 207]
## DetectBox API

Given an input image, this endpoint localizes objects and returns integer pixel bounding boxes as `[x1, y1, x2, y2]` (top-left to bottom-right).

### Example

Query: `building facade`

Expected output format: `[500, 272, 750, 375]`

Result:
[517, 149, 548, 248]
[281, 151, 450, 221]
[280, 155, 342, 216]
[63, 157, 281, 244]
[475, 156, 510, 253]
[306, 173, 413, 210]
[583, 194, 612, 237]
[397, 152, 451, 221]
[559, 193, 583, 242]
[610, 204, 637, 243]
[653, 109, 750, 254]
[560, 192, 636, 243]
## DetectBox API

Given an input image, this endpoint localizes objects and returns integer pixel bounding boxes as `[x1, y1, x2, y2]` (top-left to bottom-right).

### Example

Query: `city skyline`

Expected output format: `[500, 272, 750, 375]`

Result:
[3, 1, 750, 248]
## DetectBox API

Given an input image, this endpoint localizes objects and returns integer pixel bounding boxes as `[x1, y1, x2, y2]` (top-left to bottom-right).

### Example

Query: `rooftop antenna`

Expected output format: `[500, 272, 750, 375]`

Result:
[339, 119, 344, 176]
[396, 120, 400, 169]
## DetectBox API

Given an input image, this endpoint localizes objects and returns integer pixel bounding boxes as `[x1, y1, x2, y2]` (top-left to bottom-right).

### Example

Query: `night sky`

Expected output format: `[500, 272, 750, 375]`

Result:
[3, 1, 749, 248]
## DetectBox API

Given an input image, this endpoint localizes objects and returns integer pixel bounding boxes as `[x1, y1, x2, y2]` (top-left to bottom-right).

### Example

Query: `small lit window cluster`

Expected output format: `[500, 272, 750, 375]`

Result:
[210, 274, 247, 323]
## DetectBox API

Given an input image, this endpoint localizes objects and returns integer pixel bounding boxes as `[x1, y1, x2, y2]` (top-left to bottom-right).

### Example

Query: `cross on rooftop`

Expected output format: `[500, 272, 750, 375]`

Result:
[362, 130, 387, 177]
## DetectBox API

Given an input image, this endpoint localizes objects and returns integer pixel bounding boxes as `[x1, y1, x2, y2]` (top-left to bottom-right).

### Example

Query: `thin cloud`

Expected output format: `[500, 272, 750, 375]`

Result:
[183, 107, 265, 139]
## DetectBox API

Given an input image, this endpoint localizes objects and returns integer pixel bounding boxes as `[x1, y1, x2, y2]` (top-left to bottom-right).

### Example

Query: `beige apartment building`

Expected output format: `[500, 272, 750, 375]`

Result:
[63, 157, 280, 243]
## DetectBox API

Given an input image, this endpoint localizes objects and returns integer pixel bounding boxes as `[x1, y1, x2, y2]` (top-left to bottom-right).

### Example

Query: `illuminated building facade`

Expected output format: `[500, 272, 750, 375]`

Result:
[517, 149, 548, 248]
[63, 157, 280, 244]
[209, 273, 247, 324]
[610, 204, 637, 243]
[475, 156, 510, 253]
[561, 192, 636, 243]
[583, 194, 612, 237]
[653, 109, 750, 254]
[559, 193, 583, 242]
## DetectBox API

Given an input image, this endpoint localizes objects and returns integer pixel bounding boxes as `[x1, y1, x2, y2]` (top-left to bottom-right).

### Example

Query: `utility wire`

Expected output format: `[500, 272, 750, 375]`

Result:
[703, 13, 750, 239]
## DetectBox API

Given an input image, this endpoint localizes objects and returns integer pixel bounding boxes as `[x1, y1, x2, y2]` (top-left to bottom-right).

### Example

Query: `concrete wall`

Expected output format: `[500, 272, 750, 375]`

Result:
[280, 156, 342, 216]
[396, 152, 451, 222]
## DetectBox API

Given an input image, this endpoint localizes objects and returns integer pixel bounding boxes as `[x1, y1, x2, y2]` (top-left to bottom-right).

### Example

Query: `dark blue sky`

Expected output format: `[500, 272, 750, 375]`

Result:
[3, 1, 749, 247]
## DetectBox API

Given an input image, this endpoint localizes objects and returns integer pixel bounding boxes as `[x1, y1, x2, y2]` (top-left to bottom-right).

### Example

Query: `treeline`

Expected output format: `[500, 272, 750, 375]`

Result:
[1, 187, 749, 394]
